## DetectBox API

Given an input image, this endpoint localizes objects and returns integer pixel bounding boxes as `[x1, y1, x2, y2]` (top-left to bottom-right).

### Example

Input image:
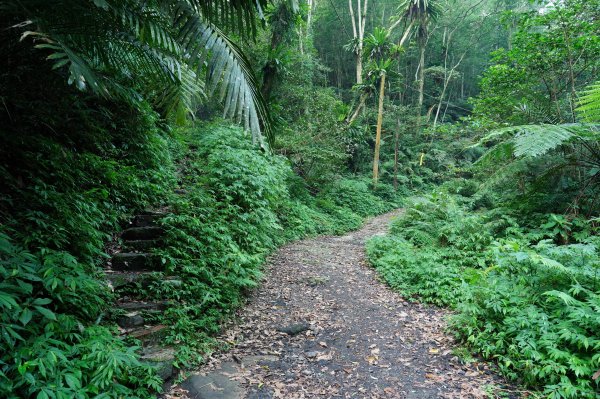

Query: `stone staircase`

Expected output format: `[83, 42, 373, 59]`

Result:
[105, 210, 178, 381]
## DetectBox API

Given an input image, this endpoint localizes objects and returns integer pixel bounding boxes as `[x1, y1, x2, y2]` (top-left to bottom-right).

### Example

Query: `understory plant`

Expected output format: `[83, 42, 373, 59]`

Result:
[367, 187, 600, 398]
[139, 123, 398, 368]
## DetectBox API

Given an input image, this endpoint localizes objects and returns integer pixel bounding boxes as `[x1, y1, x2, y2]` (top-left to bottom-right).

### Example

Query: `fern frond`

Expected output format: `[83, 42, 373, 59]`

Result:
[577, 81, 600, 123]
[477, 124, 599, 163]
[512, 125, 576, 157]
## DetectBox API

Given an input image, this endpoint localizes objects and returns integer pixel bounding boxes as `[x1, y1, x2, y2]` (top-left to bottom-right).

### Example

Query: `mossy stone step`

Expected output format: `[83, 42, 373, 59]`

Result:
[111, 253, 162, 271]
[140, 346, 176, 381]
[117, 310, 162, 329]
[122, 239, 159, 251]
[106, 272, 181, 291]
[117, 312, 147, 328]
[130, 212, 166, 228]
[122, 324, 168, 345]
[116, 301, 169, 328]
[106, 271, 156, 290]
[121, 227, 164, 241]
[117, 300, 170, 311]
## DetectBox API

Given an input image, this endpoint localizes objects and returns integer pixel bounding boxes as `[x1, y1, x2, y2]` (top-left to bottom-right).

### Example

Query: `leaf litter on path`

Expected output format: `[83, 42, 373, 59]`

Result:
[167, 210, 518, 399]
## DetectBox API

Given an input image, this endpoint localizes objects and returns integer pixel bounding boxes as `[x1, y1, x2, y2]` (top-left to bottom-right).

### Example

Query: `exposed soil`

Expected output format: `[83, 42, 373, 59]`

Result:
[168, 210, 520, 399]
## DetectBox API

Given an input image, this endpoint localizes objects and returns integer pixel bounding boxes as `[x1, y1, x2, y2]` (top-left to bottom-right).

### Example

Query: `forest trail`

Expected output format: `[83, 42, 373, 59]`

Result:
[172, 210, 512, 399]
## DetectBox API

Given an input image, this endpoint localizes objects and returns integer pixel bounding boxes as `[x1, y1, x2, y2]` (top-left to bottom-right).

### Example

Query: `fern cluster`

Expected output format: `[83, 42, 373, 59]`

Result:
[367, 186, 600, 398]
[578, 81, 600, 123]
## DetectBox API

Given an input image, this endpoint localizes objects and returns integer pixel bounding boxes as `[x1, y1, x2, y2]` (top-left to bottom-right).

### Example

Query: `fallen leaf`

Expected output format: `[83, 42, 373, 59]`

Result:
[425, 373, 443, 381]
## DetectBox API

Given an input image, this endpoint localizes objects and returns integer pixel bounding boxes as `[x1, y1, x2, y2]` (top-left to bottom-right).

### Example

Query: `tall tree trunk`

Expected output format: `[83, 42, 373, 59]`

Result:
[394, 118, 400, 191]
[562, 24, 577, 122]
[349, 0, 368, 85]
[373, 72, 386, 185]
[307, 0, 314, 28]
[416, 43, 426, 128]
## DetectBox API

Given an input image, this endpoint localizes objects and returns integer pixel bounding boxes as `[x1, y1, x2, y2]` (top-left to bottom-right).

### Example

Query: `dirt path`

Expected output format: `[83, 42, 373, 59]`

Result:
[171, 210, 515, 399]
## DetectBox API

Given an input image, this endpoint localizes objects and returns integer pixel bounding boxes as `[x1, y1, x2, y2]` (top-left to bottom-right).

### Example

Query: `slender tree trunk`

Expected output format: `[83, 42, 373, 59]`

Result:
[394, 118, 400, 191]
[416, 43, 426, 126]
[347, 92, 368, 124]
[373, 72, 386, 185]
[349, 0, 368, 85]
[348, 0, 359, 83]
[434, 53, 466, 129]
[562, 25, 577, 122]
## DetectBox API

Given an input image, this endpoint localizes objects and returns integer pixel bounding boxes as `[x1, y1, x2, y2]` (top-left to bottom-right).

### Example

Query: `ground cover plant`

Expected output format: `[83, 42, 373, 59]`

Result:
[0, 111, 396, 397]
[149, 124, 398, 364]
[368, 188, 600, 398]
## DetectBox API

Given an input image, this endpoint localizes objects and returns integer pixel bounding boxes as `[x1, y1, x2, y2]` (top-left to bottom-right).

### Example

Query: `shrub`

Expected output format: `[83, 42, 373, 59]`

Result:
[452, 239, 600, 399]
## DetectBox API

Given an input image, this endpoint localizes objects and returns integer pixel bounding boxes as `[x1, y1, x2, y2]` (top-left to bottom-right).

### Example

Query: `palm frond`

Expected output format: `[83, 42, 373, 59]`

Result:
[4, 0, 273, 144]
[185, 0, 268, 38]
[172, 5, 272, 145]
[397, 0, 442, 23]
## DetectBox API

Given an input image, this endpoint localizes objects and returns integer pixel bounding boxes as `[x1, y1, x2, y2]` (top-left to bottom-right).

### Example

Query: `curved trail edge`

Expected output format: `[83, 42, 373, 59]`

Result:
[171, 210, 513, 399]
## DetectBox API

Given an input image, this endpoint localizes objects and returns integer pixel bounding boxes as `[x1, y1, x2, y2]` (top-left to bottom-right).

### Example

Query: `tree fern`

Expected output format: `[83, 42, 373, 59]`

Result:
[474, 124, 600, 200]
[477, 124, 599, 164]
[577, 81, 600, 123]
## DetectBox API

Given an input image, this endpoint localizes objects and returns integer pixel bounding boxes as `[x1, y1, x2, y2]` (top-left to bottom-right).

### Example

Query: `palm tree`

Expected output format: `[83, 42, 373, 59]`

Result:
[396, 0, 441, 126]
[364, 27, 396, 185]
[1, 0, 286, 145]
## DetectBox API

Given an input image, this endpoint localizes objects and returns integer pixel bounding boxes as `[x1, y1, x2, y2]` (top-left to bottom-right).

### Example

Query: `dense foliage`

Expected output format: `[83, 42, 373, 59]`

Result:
[368, 190, 600, 398]
[366, 1, 600, 398]
[1, 0, 599, 397]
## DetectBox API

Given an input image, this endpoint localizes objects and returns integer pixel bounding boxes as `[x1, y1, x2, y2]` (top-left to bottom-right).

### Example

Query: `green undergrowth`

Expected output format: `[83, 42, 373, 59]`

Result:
[148, 124, 399, 367]
[0, 97, 172, 397]
[0, 104, 398, 397]
[367, 185, 600, 398]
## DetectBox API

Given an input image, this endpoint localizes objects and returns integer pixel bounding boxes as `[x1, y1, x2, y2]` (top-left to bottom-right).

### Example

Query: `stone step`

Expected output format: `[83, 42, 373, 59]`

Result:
[122, 239, 159, 251]
[117, 300, 170, 312]
[117, 310, 163, 329]
[106, 271, 181, 291]
[130, 212, 166, 228]
[140, 346, 176, 381]
[181, 362, 243, 399]
[110, 253, 162, 271]
[116, 301, 170, 328]
[123, 324, 168, 345]
[121, 227, 164, 241]
[106, 271, 156, 290]
[117, 311, 148, 328]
